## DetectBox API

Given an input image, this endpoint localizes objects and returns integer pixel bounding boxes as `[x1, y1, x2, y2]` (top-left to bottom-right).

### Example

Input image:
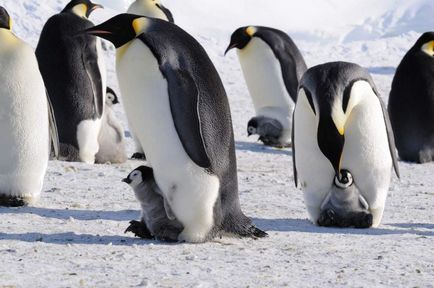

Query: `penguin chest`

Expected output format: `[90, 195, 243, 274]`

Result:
[237, 38, 293, 125]
[116, 41, 219, 242]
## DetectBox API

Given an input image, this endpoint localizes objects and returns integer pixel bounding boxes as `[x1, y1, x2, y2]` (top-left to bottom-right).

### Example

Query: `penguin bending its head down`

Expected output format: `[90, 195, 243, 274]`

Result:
[123, 166, 183, 242]
[36, 0, 106, 164]
[95, 87, 127, 164]
[225, 26, 307, 147]
[127, 0, 174, 23]
[0, 6, 58, 206]
[293, 62, 400, 228]
[388, 32, 434, 163]
[85, 14, 267, 242]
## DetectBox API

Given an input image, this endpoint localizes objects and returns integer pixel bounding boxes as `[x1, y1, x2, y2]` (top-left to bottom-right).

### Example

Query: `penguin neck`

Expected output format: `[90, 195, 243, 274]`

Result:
[0, 29, 19, 47]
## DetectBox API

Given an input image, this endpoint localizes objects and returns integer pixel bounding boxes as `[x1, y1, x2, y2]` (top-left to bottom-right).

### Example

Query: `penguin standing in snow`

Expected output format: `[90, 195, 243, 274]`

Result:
[0, 7, 58, 206]
[293, 62, 400, 228]
[225, 26, 307, 147]
[388, 32, 434, 163]
[126, 0, 174, 159]
[127, 0, 174, 22]
[85, 14, 267, 243]
[95, 87, 127, 164]
[123, 166, 183, 241]
[36, 0, 106, 164]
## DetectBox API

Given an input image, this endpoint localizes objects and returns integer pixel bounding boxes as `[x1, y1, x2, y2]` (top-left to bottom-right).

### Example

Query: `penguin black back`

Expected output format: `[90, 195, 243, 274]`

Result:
[388, 32, 434, 163]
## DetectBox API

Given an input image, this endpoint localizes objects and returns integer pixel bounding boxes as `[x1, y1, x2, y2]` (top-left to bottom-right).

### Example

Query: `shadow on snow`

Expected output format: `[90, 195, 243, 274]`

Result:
[235, 141, 292, 156]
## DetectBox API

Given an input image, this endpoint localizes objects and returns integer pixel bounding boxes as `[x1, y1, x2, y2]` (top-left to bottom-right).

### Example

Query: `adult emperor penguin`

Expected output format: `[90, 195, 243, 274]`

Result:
[36, 0, 106, 164]
[293, 62, 400, 228]
[95, 87, 127, 164]
[0, 7, 57, 206]
[127, 0, 174, 23]
[85, 14, 267, 242]
[225, 26, 307, 147]
[388, 32, 434, 163]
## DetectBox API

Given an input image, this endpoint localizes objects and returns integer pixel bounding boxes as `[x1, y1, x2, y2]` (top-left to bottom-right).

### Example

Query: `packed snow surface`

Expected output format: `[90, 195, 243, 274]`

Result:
[0, 0, 433, 287]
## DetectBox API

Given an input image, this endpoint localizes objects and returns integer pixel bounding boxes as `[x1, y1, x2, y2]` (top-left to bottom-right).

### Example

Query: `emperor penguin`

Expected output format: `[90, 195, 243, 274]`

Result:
[127, 0, 174, 23]
[123, 166, 183, 242]
[225, 26, 307, 147]
[293, 62, 400, 228]
[85, 14, 267, 243]
[36, 0, 106, 164]
[388, 32, 434, 163]
[0, 7, 57, 206]
[127, 0, 174, 159]
[95, 87, 127, 164]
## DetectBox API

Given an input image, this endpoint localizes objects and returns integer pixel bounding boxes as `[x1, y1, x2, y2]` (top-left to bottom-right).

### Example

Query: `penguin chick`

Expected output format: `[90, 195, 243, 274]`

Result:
[95, 87, 127, 164]
[247, 116, 288, 147]
[317, 170, 373, 228]
[123, 166, 183, 242]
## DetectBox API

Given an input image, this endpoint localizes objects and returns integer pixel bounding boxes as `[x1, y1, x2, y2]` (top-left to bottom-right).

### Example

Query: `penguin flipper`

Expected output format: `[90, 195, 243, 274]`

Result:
[379, 97, 400, 178]
[81, 43, 104, 119]
[166, 67, 211, 168]
[46, 90, 59, 159]
[292, 112, 298, 187]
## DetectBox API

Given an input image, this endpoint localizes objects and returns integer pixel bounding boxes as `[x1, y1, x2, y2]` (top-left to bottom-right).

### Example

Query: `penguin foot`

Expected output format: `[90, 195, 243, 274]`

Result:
[0, 195, 28, 207]
[125, 220, 153, 239]
[317, 209, 337, 227]
[153, 226, 182, 243]
[318, 210, 373, 228]
[131, 153, 147, 160]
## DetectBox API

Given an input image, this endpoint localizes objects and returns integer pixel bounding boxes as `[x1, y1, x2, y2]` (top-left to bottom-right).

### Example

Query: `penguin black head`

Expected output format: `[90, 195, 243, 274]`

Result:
[106, 87, 119, 106]
[299, 62, 377, 177]
[122, 166, 153, 186]
[0, 6, 11, 30]
[247, 118, 258, 136]
[62, 0, 103, 18]
[84, 14, 146, 48]
[413, 31, 434, 57]
[334, 169, 354, 189]
[225, 26, 257, 55]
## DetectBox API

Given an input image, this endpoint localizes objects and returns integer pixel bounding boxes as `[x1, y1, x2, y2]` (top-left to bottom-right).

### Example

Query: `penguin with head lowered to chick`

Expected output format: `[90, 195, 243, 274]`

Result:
[0, 6, 58, 206]
[95, 87, 127, 164]
[388, 32, 434, 163]
[225, 26, 307, 147]
[123, 166, 183, 241]
[85, 14, 267, 243]
[293, 62, 400, 228]
[36, 0, 106, 164]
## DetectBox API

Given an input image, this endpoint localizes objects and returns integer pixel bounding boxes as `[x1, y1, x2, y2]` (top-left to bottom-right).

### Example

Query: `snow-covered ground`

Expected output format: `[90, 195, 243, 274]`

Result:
[1, 1, 433, 287]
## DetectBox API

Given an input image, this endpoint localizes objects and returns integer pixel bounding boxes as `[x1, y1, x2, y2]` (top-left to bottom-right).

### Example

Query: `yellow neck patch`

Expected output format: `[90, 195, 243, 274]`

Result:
[8, 17, 12, 30]
[421, 40, 434, 56]
[246, 26, 257, 37]
[132, 17, 150, 35]
[72, 4, 88, 18]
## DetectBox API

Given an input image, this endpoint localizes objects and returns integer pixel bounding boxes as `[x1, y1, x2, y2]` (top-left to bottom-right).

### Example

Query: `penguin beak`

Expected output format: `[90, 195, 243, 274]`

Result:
[122, 178, 132, 184]
[224, 43, 238, 55]
[90, 3, 104, 12]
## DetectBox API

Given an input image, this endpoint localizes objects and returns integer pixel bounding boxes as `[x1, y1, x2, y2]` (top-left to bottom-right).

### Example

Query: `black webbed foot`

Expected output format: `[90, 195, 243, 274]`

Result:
[125, 220, 153, 239]
[317, 209, 338, 227]
[352, 212, 373, 228]
[0, 195, 27, 207]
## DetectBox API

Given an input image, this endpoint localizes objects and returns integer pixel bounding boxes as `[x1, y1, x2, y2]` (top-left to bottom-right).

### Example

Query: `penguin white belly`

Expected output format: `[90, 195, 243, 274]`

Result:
[294, 90, 335, 222]
[127, 4, 168, 20]
[117, 40, 219, 243]
[0, 38, 49, 203]
[341, 81, 392, 227]
[76, 38, 106, 164]
[238, 38, 293, 142]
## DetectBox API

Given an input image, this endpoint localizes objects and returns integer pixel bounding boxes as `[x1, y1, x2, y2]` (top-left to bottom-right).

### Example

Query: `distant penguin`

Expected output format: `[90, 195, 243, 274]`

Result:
[36, 0, 106, 164]
[0, 7, 57, 206]
[85, 14, 267, 243]
[293, 62, 400, 228]
[388, 32, 434, 163]
[95, 87, 127, 164]
[225, 26, 307, 147]
[123, 166, 183, 241]
[127, 0, 174, 23]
